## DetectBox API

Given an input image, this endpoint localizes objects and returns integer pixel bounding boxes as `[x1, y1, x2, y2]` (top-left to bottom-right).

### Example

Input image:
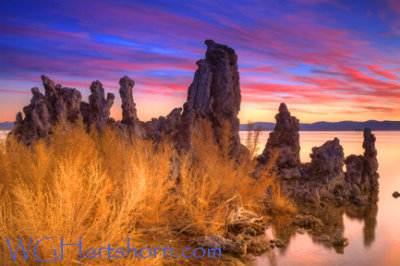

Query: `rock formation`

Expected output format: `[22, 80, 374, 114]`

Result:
[143, 108, 183, 142]
[10, 40, 380, 205]
[362, 128, 379, 190]
[118, 76, 144, 137]
[256, 104, 380, 206]
[344, 127, 379, 193]
[181, 40, 243, 156]
[13, 76, 117, 144]
[13, 75, 83, 145]
[308, 138, 344, 182]
[258, 103, 300, 169]
[81, 80, 115, 131]
[11, 40, 245, 159]
[286, 138, 348, 204]
[119, 76, 138, 126]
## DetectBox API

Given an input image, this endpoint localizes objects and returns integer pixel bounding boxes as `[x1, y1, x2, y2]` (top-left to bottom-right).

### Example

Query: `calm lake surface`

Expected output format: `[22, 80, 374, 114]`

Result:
[0, 131, 9, 139]
[240, 131, 400, 266]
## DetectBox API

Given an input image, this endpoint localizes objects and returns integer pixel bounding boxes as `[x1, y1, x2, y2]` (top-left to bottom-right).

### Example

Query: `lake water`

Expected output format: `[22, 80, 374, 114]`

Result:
[240, 131, 400, 266]
[0, 131, 9, 140]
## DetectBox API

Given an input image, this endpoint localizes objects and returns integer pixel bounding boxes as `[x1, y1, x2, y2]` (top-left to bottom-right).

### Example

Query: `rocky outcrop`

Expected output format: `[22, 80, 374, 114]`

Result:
[344, 128, 379, 194]
[11, 40, 246, 160]
[143, 108, 183, 142]
[11, 40, 380, 205]
[81, 80, 115, 131]
[307, 138, 344, 182]
[13, 76, 116, 144]
[362, 128, 379, 190]
[344, 155, 364, 184]
[284, 138, 347, 204]
[192, 207, 283, 256]
[13, 87, 52, 145]
[118, 76, 144, 137]
[42, 75, 82, 124]
[181, 40, 243, 157]
[13, 75, 83, 145]
[256, 104, 380, 206]
[125, 40, 245, 156]
[258, 103, 300, 169]
[119, 76, 138, 126]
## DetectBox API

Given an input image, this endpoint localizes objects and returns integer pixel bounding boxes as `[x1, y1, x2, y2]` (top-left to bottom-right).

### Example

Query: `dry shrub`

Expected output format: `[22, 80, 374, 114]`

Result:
[245, 122, 262, 158]
[260, 149, 296, 216]
[0, 120, 293, 265]
[172, 120, 272, 236]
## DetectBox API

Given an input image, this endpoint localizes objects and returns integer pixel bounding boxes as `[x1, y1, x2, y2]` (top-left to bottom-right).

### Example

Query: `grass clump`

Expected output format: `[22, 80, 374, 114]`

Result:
[0, 121, 294, 265]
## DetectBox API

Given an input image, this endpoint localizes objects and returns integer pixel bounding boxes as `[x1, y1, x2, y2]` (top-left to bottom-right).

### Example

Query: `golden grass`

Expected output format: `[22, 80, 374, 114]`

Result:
[0, 121, 294, 265]
[244, 122, 262, 158]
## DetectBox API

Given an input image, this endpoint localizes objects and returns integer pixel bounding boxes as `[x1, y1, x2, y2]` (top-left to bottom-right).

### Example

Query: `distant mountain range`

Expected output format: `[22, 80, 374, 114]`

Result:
[240, 120, 400, 131]
[0, 121, 13, 130]
[2, 120, 400, 131]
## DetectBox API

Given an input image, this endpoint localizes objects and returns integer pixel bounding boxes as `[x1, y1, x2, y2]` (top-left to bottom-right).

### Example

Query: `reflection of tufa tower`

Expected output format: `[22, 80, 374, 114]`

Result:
[269, 202, 379, 255]
[362, 203, 378, 247]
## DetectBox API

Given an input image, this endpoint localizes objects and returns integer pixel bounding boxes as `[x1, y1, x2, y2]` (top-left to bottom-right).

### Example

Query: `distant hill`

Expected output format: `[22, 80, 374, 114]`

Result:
[0, 121, 13, 130]
[2, 120, 400, 131]
[240, 120, 400, 131]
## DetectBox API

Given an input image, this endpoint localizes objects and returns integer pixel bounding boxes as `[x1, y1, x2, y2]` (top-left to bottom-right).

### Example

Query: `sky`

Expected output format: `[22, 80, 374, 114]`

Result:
[0, 0, 399, 123]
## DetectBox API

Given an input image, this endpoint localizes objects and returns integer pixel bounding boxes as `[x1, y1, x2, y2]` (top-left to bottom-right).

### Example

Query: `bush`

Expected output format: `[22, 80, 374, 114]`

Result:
[0, 121, 292, 264]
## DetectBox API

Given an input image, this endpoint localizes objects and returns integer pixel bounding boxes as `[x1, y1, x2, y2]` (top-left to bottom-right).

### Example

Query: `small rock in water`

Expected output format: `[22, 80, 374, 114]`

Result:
[393, 191, 400, 198]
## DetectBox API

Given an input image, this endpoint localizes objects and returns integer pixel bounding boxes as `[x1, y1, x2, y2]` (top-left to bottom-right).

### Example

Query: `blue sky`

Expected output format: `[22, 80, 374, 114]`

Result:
[0, 0, 399, 122]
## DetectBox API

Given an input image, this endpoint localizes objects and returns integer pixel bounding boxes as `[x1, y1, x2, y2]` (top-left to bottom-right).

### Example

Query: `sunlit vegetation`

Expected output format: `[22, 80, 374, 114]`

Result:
[0, 121, 294, 265]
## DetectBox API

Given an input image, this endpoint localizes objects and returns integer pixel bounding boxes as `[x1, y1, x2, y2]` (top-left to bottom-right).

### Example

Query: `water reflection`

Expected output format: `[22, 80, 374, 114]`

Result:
[345, 203, 378, 247]
[268, 202, 378, 256]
